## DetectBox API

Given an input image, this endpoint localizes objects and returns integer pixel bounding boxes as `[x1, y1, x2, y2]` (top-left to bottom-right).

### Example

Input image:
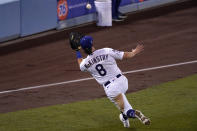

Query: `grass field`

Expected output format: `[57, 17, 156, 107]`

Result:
[0, 74, 197, 131]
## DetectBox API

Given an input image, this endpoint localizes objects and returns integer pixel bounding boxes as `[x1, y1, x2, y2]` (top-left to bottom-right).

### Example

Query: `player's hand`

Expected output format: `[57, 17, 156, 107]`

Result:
[132, 44, 144, 55]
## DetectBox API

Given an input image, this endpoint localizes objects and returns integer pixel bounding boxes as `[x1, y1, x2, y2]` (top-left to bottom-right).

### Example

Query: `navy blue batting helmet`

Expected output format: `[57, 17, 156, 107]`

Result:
[80, 36, 93, 49]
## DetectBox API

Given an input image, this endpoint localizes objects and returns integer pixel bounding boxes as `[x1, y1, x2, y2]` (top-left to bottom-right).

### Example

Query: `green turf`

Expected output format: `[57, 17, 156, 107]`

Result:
[0, 74, 197, 131]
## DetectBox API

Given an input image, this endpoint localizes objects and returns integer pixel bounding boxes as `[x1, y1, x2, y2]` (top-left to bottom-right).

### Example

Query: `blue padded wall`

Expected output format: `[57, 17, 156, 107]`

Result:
[0, 0, 20, 43]
[0, 0, 181, 42]
[20, 0, 57, 36]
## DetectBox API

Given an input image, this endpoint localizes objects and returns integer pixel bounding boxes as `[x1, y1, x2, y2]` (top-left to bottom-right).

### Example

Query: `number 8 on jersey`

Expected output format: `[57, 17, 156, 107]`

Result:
[95, 64, 107, 76]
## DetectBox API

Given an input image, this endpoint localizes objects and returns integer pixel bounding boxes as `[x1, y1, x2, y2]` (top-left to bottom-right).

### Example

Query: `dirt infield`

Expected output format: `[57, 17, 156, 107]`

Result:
[0, 0, 197, 113]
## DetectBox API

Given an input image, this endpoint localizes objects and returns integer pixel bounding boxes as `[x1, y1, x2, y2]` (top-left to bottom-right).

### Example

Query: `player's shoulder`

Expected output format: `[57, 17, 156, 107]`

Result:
[94, 47, 112, 53]
[79, 55, 89, 67]
[79, 58, 87, 71]
[79, 58, 85, 67]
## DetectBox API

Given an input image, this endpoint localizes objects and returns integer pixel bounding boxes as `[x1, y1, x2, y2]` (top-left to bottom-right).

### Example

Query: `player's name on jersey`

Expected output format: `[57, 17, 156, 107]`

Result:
[85, 54, 108, 69]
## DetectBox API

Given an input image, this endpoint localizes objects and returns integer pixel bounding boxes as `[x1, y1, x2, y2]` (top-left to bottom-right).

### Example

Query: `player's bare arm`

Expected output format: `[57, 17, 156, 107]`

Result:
[123, 44, 144, 59]
[77, 58, 83, 65]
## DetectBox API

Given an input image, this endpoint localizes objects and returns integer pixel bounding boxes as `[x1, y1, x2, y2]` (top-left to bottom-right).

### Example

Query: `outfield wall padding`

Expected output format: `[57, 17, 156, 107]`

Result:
[20, 0, 57, 36]
[0, 0, 181, 43]
[0, 0, 20, 43]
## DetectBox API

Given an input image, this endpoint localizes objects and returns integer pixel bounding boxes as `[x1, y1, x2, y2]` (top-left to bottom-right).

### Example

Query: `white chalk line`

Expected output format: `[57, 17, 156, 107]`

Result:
[0, 60, 197, 95]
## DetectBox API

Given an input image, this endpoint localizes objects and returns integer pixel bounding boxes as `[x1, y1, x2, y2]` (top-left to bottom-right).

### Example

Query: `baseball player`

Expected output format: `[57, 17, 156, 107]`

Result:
[69, 32, 150, 128]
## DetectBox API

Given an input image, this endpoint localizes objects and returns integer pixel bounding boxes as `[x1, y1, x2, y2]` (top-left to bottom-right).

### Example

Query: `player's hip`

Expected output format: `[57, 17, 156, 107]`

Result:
[103, 74, 128, 98]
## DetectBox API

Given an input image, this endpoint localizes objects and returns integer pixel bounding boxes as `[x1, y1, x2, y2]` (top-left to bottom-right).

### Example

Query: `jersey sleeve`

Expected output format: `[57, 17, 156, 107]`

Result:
[106, 48, 124, 60]
[79, 59, 87, 72]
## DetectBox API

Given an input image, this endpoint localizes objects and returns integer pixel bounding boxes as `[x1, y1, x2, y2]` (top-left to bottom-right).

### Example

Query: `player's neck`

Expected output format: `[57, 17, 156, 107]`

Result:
[92, 47, 96, 52]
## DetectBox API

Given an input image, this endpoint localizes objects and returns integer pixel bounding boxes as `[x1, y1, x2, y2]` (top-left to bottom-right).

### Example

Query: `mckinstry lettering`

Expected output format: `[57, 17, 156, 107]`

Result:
[85, 54, 108, 68]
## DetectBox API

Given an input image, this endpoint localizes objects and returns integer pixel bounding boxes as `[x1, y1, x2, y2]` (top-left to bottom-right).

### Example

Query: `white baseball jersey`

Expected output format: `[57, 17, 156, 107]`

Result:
[80, 48, 124, 85]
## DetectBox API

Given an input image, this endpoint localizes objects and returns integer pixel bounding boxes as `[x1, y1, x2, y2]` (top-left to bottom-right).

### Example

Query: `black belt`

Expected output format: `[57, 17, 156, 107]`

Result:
[104, 74, 122, 87]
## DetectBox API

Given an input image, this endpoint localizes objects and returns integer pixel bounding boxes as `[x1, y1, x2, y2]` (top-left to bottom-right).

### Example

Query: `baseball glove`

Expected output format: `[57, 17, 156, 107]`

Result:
[69, 32, 84, 51]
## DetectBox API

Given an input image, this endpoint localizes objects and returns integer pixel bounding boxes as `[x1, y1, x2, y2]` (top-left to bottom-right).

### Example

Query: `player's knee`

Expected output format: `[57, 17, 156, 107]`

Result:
[126, 109, 135, 118]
